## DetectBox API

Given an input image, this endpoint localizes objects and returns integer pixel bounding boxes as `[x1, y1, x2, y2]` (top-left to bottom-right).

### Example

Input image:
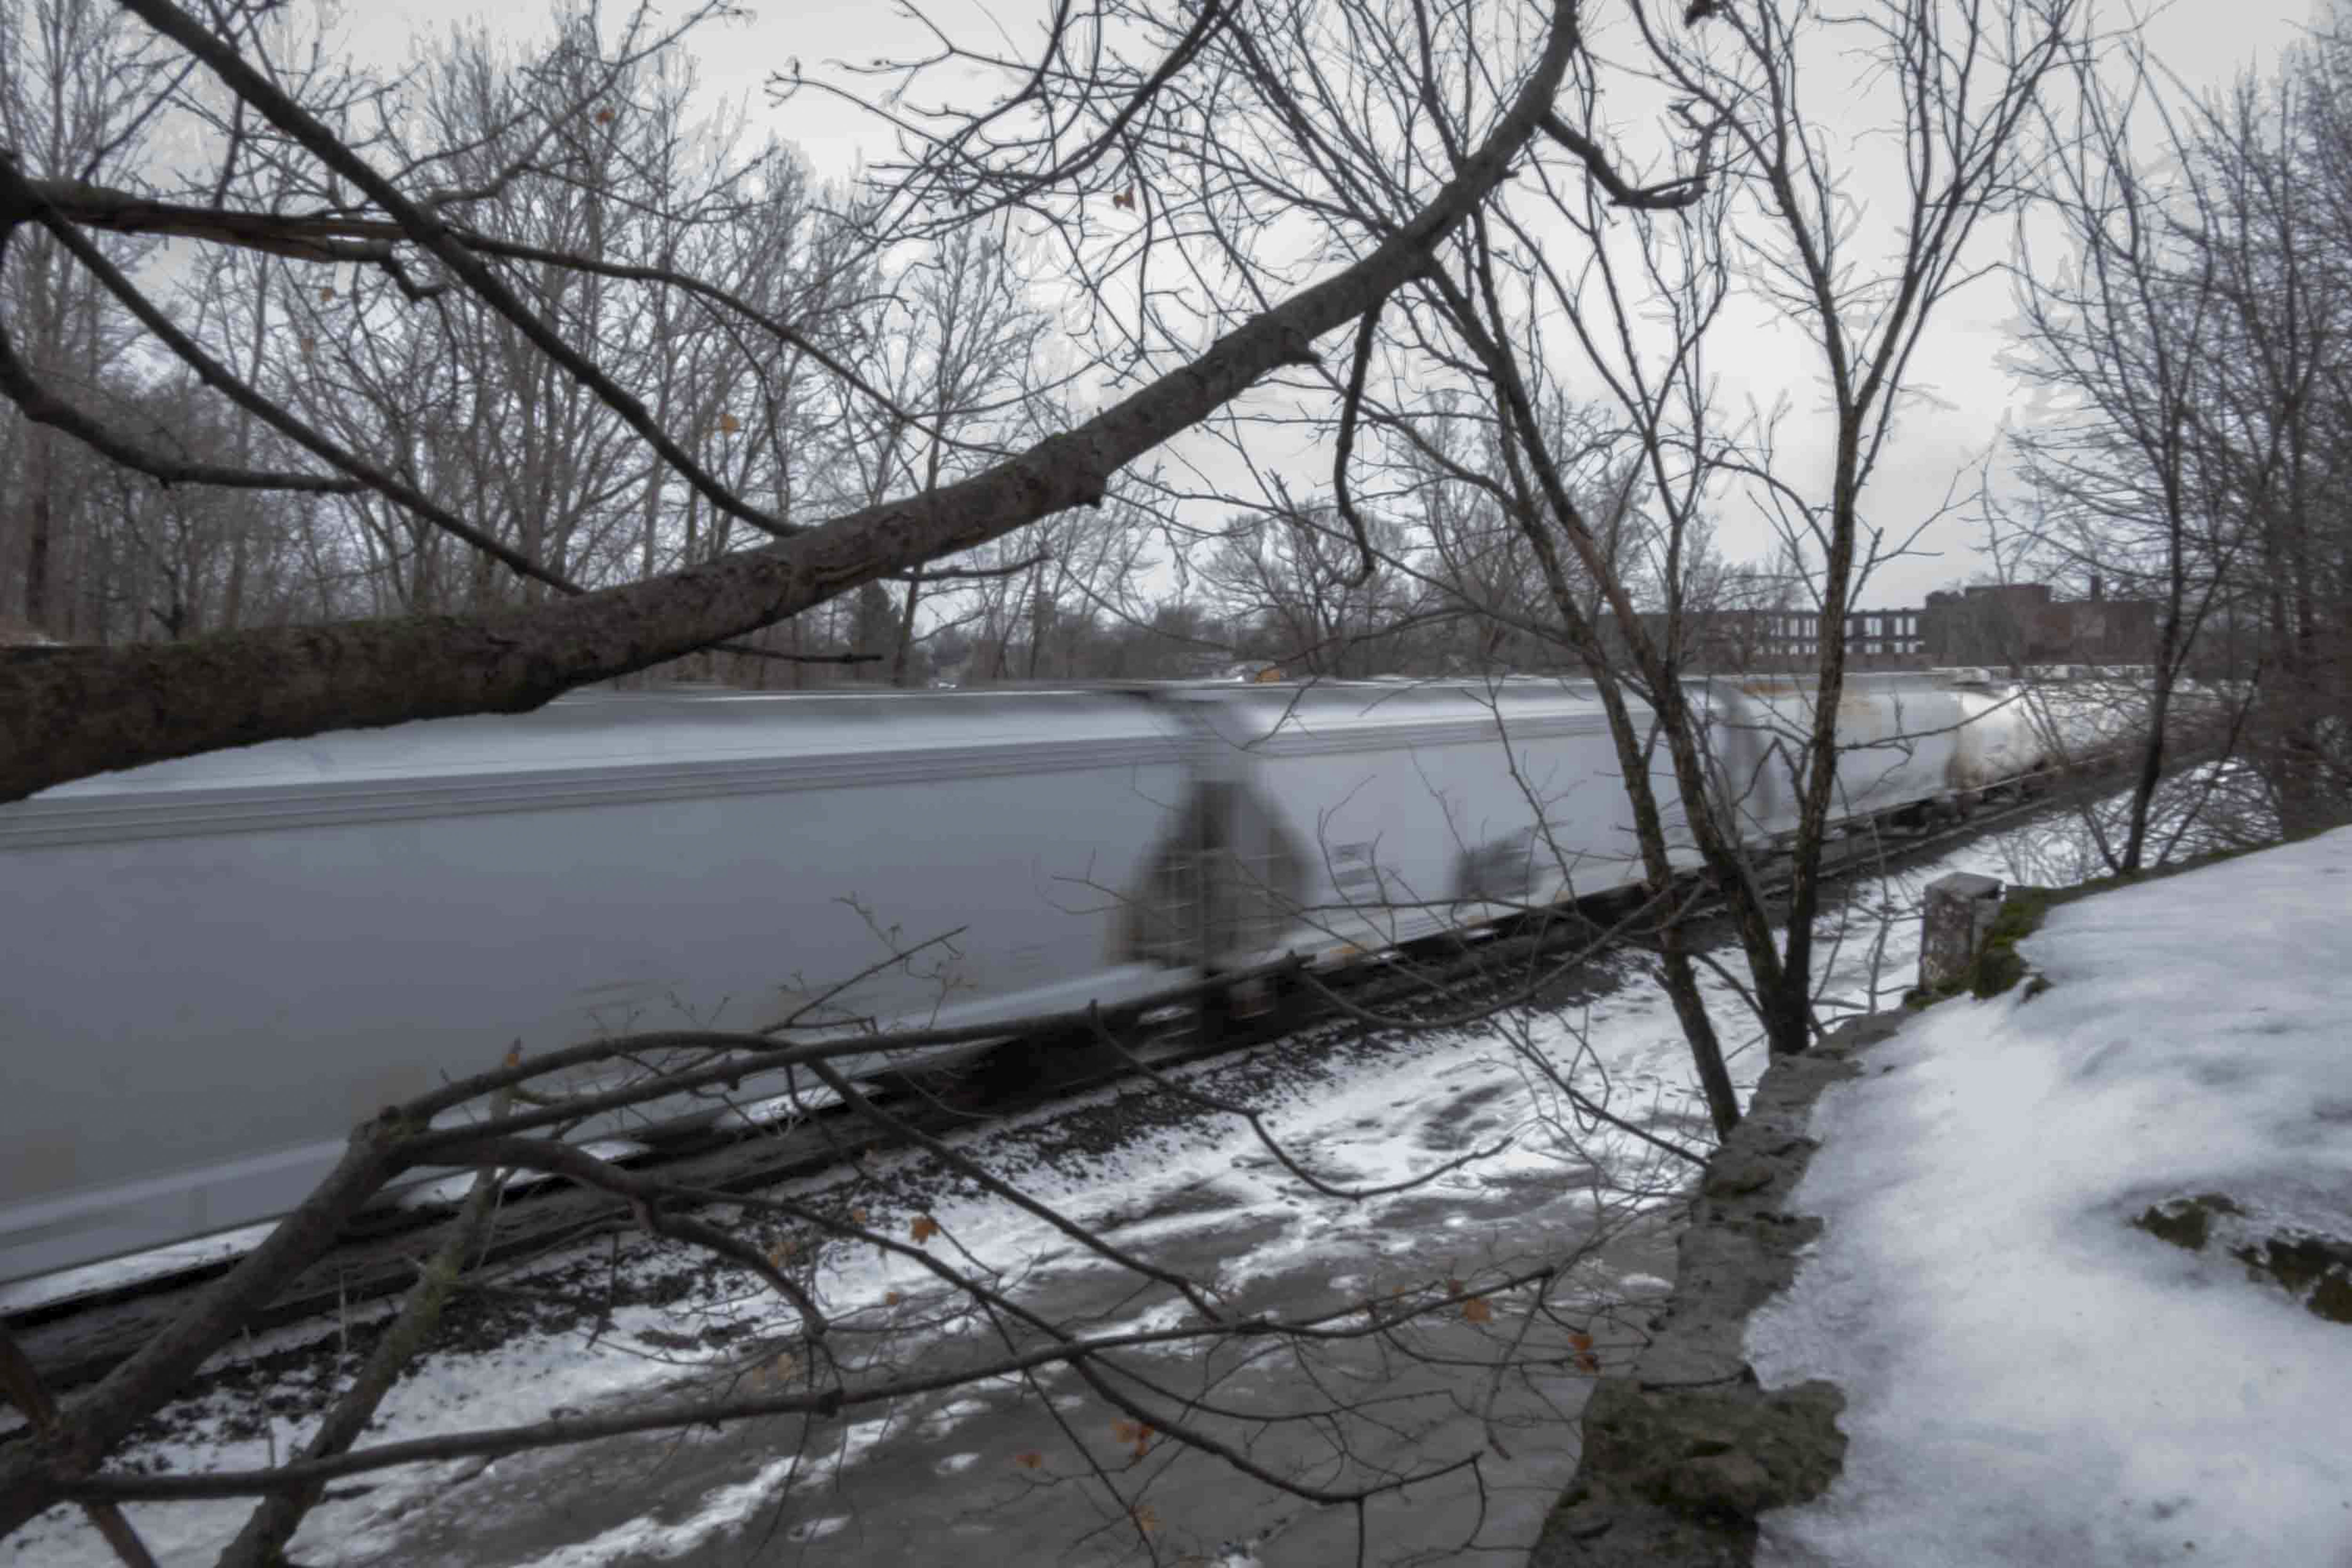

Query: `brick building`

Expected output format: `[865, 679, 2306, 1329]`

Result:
[1743, 605, 1931, 670]
[1920, 581, 2157, 668]
[1580, 582, 2155, 674]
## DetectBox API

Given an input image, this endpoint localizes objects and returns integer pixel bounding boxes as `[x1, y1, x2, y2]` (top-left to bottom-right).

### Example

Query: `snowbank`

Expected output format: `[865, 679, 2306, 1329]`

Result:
[1748, 826, 2352, 1566]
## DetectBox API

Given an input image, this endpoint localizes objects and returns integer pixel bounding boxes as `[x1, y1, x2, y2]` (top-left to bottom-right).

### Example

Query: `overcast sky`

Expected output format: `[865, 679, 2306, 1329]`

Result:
[343, 0, 2328, 612]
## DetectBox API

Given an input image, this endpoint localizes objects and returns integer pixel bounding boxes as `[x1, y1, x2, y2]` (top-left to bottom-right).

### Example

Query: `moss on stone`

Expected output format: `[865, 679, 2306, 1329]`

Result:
[2309, 1270, 2352, 1326]
[1971, 888, 2056, 997]
[2134, 1199, 2352, 1326]
[1905, 884, 2069, 1008]
[1580, 1377, 1848, 1525]
[2131, 1193, 2244, 1252]
[2230, 1233, 2352, 1324]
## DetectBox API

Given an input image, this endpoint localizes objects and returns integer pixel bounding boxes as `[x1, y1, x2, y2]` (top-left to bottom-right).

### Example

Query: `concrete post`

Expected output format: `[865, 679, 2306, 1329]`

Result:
[1920, 873, 2004, 993]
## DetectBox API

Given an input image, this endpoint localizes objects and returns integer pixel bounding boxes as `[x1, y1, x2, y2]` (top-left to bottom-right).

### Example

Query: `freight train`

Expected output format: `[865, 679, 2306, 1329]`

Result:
[0, 671, 2081, 1285]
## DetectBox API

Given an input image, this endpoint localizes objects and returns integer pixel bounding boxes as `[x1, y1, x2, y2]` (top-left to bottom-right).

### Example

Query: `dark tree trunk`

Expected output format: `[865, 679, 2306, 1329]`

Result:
[22, 429, 52, 633]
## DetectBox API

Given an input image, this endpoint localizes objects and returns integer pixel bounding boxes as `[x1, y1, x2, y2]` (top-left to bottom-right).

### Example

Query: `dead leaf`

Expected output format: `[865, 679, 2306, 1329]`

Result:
[298, 336, 316, 357]
[1112, 185, 1136, 211]
[1463, 1297, 1493, 1324]
[1133, 1504, 1160, 1534]
[718, 411, 740, 434]
[1112, 1417, 1157, 1461]
[883, 1290, 901, 1306]
[1567, 1330, 1594, 1353]
[1014, 1450, 1045, 1469]
[1446, 1277, 1466, 1297]
[910, 1215, 940, 1244]
[502, 1040, 523, 1069]
[849, 1207, 868, 1225]
[318, 287, 335, 303]
[595, 107, 615, 125]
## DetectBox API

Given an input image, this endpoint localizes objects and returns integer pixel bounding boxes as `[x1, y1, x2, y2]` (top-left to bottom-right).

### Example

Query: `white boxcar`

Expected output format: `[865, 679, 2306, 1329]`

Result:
[0, 687, 1195, 1284]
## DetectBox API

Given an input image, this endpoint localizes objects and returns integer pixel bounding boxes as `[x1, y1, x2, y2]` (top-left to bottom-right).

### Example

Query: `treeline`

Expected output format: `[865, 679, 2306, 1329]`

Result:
[0, 2, 1020, 661]
[0, 0, 1796, 689]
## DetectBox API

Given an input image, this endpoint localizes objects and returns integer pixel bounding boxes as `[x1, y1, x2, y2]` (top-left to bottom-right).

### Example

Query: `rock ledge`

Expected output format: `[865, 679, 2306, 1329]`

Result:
[1530, 1011, 1905, 1567]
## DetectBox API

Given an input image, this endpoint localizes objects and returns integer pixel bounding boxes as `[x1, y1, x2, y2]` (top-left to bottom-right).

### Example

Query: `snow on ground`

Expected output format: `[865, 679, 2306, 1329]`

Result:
[6, 981, 1709, 1567]
[5, 810, 2083, 1567]
[0, 1223, 286, 1316]
[0, 975, 1695, 1565]
[1748, 825, 2352, 1567]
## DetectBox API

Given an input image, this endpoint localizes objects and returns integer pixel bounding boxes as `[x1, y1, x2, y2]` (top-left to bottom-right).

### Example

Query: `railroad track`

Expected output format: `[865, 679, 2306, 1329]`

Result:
[4, 771, 2100, 1393]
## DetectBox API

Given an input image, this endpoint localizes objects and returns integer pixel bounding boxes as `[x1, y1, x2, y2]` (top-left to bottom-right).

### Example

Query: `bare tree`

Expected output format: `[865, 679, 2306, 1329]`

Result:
[825, 224, 1057, 686]
[1401, 393, 1653, 677]
[2002, 40, 2243, 871]
[2003, 27, 2352, 857]
[0, 0, 2219, 1555]
[0, 0, 188, 634]
[0, 0, 1637, 801]
[0, 0, 1721, 1550]
[1200, 503, 1430, 677]
[1215, 0, 2087, 1137]
[2183, 60, 2352, 829]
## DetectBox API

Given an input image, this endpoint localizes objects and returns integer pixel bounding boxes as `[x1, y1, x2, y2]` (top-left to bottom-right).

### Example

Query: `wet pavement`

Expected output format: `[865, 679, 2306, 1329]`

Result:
[360, 1168, 1679, 1568]
[325, 993, 1699, 1568]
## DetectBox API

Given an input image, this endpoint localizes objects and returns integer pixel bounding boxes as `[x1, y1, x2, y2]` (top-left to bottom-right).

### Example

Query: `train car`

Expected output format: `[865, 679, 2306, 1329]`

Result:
[0, 687, 1198, 1285]
[1707, 672, 1975, 828]
[1116, 679, 1751, 971]
[1, 670, 2088, 1287]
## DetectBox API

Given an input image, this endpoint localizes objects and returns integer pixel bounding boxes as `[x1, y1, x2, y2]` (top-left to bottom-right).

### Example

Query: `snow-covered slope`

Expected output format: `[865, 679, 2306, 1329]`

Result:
[1748, 826, 2352, 1567]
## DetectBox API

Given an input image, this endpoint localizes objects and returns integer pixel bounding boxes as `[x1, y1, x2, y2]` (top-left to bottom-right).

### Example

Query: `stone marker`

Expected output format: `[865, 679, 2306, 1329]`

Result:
[1919, 872, 2003, 993]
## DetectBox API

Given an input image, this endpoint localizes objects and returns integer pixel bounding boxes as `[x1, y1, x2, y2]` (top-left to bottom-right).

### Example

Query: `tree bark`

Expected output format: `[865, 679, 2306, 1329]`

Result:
[21, 428, 52, 632]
